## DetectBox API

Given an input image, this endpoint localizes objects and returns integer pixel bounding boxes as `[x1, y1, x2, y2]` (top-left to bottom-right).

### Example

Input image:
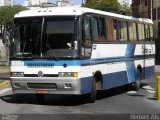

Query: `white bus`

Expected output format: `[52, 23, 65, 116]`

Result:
[8, 7, 154, 103]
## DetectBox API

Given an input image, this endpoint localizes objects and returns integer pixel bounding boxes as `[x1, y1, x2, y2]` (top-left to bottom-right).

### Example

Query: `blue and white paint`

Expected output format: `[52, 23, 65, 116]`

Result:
[10, 43, 155, 94]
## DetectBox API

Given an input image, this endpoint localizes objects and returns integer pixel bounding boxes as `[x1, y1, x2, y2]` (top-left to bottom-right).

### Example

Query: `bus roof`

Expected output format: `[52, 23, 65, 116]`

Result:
[14, 7, 153, 24]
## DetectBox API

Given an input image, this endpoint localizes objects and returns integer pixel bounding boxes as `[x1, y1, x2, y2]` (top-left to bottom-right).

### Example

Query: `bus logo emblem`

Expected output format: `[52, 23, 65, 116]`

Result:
[38, 71, 43, 77]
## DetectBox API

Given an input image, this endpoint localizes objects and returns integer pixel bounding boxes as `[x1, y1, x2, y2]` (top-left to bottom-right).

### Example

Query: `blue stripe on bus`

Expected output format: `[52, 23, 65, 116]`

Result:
[126, 61, 136, 83]
[23, 55, 153, 67]
[125, 44, 136, 83]
[81, 55, 154, 66]
[24, 60, 81, 66]
[125, 44, 136, 57]
[124, 44, 154, 82]
[80, 66, 154, 94]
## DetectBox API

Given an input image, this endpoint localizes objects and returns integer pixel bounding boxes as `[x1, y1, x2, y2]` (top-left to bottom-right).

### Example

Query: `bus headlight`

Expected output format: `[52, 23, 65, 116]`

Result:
[59, 72, 78, 77]
[11, 72, 24, 77]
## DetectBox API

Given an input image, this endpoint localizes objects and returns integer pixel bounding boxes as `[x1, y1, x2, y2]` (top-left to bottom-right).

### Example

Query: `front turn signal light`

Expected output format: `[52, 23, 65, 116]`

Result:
[72, 72, 78, 78]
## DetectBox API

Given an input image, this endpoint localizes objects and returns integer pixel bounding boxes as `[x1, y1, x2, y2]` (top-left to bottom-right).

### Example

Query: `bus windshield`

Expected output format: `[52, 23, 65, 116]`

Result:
[10, 16, 78, 59]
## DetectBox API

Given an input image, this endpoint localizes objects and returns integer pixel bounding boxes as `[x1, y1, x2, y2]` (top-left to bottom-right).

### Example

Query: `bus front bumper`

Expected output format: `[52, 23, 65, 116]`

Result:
[10, 77, 82, 95]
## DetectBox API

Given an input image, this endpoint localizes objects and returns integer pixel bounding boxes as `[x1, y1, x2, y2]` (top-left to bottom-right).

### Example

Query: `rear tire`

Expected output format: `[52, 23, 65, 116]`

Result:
[133, 70, 142, 91]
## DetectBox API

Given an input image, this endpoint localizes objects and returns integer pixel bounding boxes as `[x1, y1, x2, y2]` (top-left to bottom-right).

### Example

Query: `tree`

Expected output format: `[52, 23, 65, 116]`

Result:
[0, 5, 27, 49]
[83, 0, 122, 13]
[121, 2, 132, 16]
[0, 5, 27, 26]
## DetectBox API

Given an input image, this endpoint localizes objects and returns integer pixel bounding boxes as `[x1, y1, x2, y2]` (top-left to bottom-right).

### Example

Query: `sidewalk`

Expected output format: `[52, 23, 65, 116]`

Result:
[0, 65, 9, 79]
[0, 64, 10, 88]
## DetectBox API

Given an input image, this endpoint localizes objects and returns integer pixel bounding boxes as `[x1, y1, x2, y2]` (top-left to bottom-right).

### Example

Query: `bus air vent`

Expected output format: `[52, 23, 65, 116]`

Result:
[26, 63, 54, 68]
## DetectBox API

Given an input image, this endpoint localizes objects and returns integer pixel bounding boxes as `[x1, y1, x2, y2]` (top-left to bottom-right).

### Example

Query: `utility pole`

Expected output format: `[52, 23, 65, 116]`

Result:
[151, 0, 153, 20]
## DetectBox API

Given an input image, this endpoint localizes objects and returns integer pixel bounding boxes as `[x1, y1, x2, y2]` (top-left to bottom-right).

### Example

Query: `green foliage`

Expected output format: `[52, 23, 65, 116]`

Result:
[0, 5, 27, 26]
[121, 3, 132, 16]
[83, 0, 122, 13]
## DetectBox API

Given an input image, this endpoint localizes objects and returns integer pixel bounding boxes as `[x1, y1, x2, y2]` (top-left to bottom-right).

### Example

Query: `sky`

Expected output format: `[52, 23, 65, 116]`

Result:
[14, 0, 82, 5]
[14, 0, 132, 5]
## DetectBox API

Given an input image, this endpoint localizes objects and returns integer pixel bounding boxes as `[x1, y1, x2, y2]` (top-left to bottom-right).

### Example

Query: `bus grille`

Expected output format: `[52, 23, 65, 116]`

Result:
[27, 83, 57, 89]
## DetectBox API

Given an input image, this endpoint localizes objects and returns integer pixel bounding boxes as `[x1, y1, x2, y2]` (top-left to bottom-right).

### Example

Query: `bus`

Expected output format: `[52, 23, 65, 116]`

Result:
[7, 7, 154, 103]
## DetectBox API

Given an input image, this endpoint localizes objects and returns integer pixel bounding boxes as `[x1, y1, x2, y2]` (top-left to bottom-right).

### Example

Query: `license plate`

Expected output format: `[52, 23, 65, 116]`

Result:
[36, 89, 48, 94]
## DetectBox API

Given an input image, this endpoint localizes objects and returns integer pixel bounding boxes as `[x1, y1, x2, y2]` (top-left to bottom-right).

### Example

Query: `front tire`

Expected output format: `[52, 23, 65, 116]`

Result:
[88, 79, 96, 103]
[36, 94, 45, 103]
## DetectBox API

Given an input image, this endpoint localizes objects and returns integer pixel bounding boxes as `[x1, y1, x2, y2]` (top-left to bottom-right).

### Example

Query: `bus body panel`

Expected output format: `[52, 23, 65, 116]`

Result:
[11, 77, 81, 94]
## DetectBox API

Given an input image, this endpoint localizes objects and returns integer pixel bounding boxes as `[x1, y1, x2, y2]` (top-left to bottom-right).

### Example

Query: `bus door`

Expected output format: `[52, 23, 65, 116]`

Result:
[81, 17, 92, 57]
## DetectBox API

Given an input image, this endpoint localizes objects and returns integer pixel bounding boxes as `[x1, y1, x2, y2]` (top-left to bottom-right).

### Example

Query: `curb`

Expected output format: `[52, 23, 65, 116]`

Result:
[0, 81, 10, 89]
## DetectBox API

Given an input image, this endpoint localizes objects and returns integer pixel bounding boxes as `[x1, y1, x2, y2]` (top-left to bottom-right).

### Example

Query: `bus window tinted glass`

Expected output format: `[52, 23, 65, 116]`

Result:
[91, 17, 106, 41]
[11, 18, 42, 58]
[83, 19, 91, 40]
[113, 19, 118, 41]
[138, 24, 145, 41]
[150, 25, 154, 41]
[106, 18, 114, 41]
[91, 18, 98, 40]
[46, 21, 74, 34]
[145, 25, 150, 41]
[129, 22, 137, 41]
[119, 21, 128, 41]
[82, 19, 92, 57]
[98, 17, 106, 40]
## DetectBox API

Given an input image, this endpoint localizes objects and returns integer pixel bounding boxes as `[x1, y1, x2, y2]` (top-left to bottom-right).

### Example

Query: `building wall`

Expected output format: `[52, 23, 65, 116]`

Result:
[153, 0, 160, 64]
[153, 0, 159, 40]
[0, 0, 11, 6]
[132, 0, 152, 19]
[0, 0, 4, 6]
[29, 0, 48, 5]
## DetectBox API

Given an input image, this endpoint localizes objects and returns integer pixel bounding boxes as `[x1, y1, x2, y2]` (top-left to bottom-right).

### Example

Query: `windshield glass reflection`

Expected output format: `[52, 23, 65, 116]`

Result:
[10, 16, 78, 59]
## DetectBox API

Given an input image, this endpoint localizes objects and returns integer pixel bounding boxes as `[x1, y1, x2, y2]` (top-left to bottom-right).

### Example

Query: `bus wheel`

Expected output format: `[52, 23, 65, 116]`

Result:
[133, 70, 142, 91]
[36, 94, 45, 103]
[88, 79, 96, 103]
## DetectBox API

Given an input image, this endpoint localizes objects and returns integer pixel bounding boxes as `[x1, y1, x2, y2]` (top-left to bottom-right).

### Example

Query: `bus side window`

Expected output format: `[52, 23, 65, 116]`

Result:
[129, 22, 138, 42]
[119, 20, 128, 41]
[82, 19, 92, 57]
[82, 19, 92, 46]
[145, 25, 150, 41]
[91, 18, 99, 41]
[91, 17, 106, 41]
[116, 20, 121, 41]
[113, 19, 119, 41]
[106, 17, 114, 41]
[138, 23, 145, 41]
[149, 25, 154, 41]
[98, 17, 106, 40]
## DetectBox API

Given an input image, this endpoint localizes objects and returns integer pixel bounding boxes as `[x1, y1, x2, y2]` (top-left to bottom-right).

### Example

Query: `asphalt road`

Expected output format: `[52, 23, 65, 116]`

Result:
[0, 73, 160, 120]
